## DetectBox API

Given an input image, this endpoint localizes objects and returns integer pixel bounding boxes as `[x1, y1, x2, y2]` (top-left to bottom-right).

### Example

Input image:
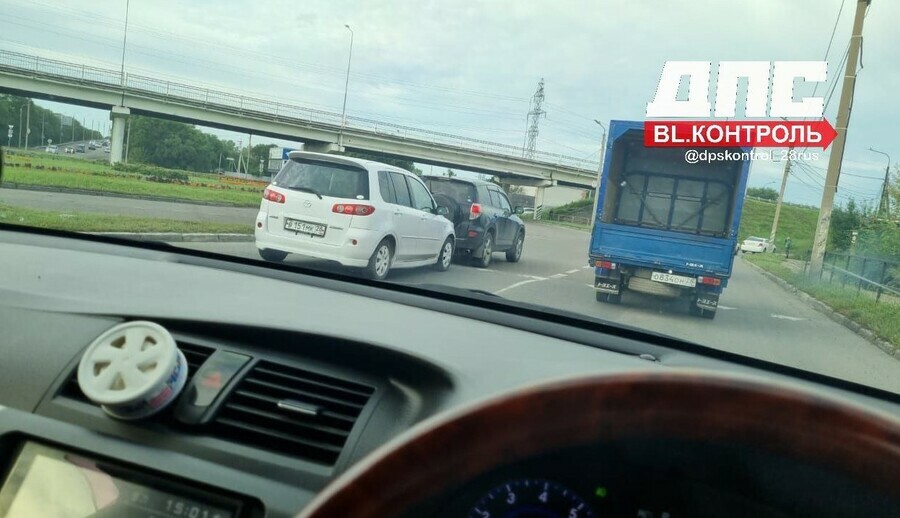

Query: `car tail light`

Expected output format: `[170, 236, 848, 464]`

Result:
[469, 203, 482, 220]
[263, 188, 285, 204]
[467, 230, 479, 238]
[595, 260, 616, 269]
[333, 203, 375, 216]
[698, 276, 721, 286]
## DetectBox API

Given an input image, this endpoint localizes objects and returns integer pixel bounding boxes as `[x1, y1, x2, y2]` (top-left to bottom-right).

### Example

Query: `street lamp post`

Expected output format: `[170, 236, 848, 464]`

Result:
[869, 147, 892, 218]
[120, 0, 131, 105]
[338, 24, 354, 151]
[7, 125, 12, 148]
[589, 119, 607, 228]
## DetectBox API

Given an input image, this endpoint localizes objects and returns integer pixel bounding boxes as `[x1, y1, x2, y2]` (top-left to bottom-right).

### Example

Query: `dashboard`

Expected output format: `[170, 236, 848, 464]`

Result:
[0, 228, 898, 517]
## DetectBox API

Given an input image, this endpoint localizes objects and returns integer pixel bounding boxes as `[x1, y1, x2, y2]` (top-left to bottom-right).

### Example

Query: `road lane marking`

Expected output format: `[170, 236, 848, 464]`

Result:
[550, 273, 567, 279]
[522, 275, 547, 280]
[585, 283, 594, 288]
[771, 314, 806, 321]
[566, 269, 580, 274]
[472, 268, 498, 272]
[494, 278, 543, 295]
[582, 265, 592, 269]
[717, 305, 736, 310]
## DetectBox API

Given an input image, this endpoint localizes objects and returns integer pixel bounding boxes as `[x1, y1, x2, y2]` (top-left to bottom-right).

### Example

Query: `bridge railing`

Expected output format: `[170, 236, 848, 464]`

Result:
[0, 49, 599, 173]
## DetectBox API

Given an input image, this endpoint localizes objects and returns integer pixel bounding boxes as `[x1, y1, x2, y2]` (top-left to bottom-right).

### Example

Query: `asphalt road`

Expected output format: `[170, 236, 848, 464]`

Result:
[177, 222, 899, 394]
[0, 188, 258, 225]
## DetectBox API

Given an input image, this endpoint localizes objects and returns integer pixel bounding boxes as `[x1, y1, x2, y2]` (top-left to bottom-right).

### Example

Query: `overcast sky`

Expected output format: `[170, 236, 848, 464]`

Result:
[1, 0, 897, 206]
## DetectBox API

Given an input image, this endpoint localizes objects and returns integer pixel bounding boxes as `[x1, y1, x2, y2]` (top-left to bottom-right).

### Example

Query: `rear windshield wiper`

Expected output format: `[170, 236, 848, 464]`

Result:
[287, 186, 323, 199]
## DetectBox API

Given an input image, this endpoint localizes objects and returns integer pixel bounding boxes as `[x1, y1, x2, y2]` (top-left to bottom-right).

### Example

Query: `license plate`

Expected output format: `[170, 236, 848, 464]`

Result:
[284, 218, 326, 237]
[651, 272, 696, 287]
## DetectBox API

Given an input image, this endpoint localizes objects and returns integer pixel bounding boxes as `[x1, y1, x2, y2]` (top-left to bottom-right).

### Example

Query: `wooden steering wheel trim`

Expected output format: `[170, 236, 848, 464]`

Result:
[299, 371, 900, 517]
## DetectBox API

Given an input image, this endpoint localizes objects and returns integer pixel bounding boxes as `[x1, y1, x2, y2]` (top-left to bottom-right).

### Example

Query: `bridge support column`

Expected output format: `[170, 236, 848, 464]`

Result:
[108, 106, 130, 165]
[534, 186, 545, 220]
[303, 142, 340, 154]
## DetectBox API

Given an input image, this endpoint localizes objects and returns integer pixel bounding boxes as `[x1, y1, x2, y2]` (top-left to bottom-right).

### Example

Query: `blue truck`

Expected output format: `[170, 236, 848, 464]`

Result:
[589, 120, 751, 319]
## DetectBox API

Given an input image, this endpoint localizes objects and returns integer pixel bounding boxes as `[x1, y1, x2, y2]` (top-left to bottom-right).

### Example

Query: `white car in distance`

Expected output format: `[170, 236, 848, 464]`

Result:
[740, 236, 776, 254]
[255, 151, 455, 280]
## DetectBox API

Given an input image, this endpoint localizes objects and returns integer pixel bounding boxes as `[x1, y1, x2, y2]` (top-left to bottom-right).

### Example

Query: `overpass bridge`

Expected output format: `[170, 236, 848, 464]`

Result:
[0, 50, 600, 198]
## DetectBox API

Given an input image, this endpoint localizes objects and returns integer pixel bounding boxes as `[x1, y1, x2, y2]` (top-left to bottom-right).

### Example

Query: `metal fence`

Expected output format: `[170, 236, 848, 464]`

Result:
[0, 49, 599, 172]
[544, 213, 591, 226]
[803, 250, 900, 303]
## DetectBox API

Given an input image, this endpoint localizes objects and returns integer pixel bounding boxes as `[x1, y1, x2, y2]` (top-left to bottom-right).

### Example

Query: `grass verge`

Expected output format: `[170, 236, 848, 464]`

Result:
[0, 203, 251, 234]
[746, 253, 899, 349]
[1, 152, 262, 207]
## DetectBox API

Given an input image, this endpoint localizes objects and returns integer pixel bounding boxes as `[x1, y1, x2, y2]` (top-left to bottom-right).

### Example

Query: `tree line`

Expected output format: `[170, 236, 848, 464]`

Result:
[0, 95, 101, 147]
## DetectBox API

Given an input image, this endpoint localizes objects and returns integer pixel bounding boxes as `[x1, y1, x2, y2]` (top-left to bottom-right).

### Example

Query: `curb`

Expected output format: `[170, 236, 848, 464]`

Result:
[91, 232, 253, 243]
[743, 259, 899, 360]
[0, 182, 257, 208]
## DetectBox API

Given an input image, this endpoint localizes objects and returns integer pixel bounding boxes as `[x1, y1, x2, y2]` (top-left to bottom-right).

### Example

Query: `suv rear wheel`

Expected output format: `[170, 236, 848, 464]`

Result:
[506, 231, 524, 262]
[475, 231, 493, 268]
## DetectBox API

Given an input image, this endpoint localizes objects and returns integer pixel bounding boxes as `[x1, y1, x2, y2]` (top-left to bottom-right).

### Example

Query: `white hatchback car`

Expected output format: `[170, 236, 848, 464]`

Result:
[255, 151, 455, 280]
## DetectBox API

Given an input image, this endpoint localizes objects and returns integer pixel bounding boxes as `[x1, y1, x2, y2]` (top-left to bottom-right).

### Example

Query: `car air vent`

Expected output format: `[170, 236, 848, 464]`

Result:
[60, 341, 215, 403]
[213, 360, 375, 466]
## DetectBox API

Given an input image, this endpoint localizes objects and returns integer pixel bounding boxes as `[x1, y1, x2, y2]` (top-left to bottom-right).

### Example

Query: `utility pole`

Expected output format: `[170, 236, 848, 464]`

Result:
[25, 100, 31, 148]
[125, 117, 132, 163]
[236, 139, 243, 174]
[17, 105, 24, 147]
[245, 134, 253, 173]
[41, 111, 45, 146]
[769, 152, 792, 246]
[808, 0, 870, 278]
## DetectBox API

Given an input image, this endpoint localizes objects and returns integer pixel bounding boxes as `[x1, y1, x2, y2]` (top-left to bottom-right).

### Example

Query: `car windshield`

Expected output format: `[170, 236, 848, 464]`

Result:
[0, 0, 897, 395]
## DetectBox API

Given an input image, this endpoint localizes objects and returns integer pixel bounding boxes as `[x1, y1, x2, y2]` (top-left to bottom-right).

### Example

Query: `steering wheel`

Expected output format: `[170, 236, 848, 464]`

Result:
[298, 371, 900, 517]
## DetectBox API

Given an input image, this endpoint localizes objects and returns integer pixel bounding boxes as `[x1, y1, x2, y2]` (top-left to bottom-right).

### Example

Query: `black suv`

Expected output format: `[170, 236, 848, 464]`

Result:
[422, 176, 526, 267]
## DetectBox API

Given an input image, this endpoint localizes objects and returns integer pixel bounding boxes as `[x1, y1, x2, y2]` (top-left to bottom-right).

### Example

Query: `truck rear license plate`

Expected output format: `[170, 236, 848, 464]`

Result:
[285, 218, 326, 237]
[651, 272, 696, 287]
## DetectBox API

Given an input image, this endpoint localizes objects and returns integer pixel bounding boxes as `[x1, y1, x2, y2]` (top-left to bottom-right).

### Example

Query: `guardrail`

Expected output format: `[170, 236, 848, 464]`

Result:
[544, 213, 591, 226]
[802, 250, 900, 303]
[0, 49, 599, 172]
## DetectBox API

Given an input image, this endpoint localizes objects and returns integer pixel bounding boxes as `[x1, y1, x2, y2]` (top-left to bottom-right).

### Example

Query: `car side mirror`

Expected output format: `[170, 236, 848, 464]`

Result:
[515, 206, 525, 215]
[435, 206, 449, 216]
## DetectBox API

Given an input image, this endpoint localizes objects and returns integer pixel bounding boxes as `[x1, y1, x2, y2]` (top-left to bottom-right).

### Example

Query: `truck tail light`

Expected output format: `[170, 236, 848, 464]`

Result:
[263, 188, 285, 204]
[333, 203, 375, 216]
[698, 276, 721, 286]
[595, 260, 617, 269]
[469, 203, 482, 220]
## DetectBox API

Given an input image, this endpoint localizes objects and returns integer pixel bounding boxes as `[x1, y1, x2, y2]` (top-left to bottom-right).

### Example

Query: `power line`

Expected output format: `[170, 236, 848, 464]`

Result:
[811, 0, 846, 101]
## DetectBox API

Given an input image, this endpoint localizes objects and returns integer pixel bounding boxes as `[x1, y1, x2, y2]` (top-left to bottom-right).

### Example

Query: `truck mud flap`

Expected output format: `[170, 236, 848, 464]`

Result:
[695, 294, 719, 311]
[594, 277, 620, 294]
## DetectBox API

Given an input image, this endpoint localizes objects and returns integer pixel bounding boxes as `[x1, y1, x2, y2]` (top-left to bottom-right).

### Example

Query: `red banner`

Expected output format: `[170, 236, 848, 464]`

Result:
[644, 119, 837, 149]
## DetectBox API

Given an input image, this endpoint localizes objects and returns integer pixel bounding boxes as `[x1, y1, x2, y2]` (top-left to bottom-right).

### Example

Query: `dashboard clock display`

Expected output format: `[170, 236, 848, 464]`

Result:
[469, 478, 597, 518]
